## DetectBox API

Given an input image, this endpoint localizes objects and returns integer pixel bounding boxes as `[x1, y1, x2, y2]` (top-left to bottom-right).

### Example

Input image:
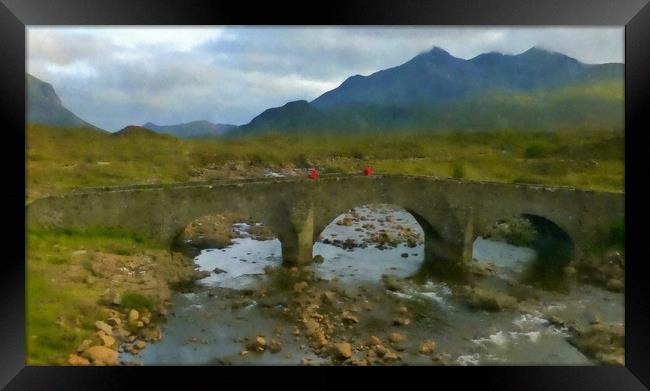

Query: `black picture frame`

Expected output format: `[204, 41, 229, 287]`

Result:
[1, 0, 649, 389]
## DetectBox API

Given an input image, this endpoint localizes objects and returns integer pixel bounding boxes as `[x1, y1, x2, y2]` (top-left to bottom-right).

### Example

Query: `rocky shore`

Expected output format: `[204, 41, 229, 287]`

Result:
[61, 249, 208, 365]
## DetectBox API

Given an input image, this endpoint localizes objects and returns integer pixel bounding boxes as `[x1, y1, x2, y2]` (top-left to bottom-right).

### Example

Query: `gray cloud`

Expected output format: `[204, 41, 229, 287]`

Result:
[27, 26, 623, 131]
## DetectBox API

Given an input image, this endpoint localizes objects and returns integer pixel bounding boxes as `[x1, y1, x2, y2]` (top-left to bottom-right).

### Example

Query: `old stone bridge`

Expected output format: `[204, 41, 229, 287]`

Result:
[26, 174, 624, 271]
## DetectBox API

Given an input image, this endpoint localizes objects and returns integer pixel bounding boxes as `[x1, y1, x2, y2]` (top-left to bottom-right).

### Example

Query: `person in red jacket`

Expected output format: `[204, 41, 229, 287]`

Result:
[309, 168, 318, 180]
[364, 165, 373, 176]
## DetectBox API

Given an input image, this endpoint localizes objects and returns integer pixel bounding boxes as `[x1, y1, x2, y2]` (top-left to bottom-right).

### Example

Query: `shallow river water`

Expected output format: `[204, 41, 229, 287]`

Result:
[122, 205, 623, 365]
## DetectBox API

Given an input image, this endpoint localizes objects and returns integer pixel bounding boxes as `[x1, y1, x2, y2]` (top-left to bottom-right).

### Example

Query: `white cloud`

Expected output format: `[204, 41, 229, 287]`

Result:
[43, 61, 98, 79]
[52, 26, 224, 52]
[27, 26, 623, 131]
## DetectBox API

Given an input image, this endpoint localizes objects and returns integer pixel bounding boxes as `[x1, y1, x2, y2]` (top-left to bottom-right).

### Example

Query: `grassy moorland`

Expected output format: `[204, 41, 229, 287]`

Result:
[27, 124, 623, 202]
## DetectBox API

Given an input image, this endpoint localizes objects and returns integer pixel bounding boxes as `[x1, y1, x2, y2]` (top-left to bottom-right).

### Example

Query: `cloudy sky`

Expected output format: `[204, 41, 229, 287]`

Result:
[27, 26, 623, 131]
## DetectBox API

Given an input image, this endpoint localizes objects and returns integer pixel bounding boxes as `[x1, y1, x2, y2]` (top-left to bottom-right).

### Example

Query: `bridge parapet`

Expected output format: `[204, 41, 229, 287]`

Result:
[27, 175, 624, 270]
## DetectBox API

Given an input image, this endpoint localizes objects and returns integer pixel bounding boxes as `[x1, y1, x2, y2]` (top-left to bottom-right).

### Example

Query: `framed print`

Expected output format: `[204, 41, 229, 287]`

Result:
[1, 0, 649, 388]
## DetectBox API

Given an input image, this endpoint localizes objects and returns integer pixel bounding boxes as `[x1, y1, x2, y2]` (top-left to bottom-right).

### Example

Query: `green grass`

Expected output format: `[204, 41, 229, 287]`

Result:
[25, 226, 167, 364]
[120, 292, 156, 313]
[451, 162, 466, 179]
[27, 124, 624, 203]
[26, 273, 105, 365]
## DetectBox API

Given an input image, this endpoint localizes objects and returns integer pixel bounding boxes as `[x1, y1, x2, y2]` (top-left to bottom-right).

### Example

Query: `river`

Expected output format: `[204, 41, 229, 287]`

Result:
[120, 205, 623, 365]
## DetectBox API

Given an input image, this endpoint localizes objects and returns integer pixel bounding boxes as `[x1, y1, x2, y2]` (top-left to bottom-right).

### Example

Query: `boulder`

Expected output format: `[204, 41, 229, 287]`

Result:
[374, 344, 389, 357]
[128, 309, 140, 326]
[332, 342, 352, 360]
[462, 286, 518, 311]
[321, 291, 337, 304]
[336, 217, 354, 226]
[105, 317, 121, 327]
[76, 339, 93, 353]
[269, 339, 282, 353]
[393, 317, 411, 326]
[81, 346, 118, 365]
[418, 340, 436, 354]
[68, 354, 90, 366]
[382, 351, 399, 362]
[388, 332, 405, 343]
[365, 336, 381, 347]
[94, 320, 112, 335]
[138, 326, 162, 342]
[312, 255, 325, 264]
[606, 278, 624, 292]
[247, 336, 266, 352]
[99, 333, 116, 348]
[342, 311, 359, 324]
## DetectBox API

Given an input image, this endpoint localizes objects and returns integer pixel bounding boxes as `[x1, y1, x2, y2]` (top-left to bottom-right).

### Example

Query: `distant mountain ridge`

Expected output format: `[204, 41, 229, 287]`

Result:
[112, 125, 172, 138]
[311, 47, 621, 109]
[237, 46, 623, 135]
[26, 74, 101, 130]
[239, 100, 323, 134]
[26, 46, 623, 137]
[142, 120, 237, 138]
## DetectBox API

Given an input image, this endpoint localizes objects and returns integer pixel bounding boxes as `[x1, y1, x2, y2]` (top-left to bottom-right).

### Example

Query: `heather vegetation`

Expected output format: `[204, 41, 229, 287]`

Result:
[27, 124, 623, 202]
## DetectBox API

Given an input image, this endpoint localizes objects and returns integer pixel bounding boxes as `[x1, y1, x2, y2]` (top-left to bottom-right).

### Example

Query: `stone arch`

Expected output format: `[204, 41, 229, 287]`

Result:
[314, 203, 429, 247]
[519, 213, 575, 287]
[520, 213, 575, 260]
[311, 202, 470, 278]
[166, 201, 285, 256]
[474, 212, 575, 288]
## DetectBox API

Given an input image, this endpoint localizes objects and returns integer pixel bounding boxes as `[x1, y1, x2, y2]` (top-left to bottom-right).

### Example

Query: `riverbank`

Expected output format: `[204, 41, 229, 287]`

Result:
[26, 227, 208, 365]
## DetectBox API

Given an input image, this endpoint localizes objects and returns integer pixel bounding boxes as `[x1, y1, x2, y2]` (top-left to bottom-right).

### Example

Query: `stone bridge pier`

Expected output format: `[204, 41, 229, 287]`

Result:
[280, 200, 316, 266]
[279, 204, 475, 271]
[26, 174, 624, 275]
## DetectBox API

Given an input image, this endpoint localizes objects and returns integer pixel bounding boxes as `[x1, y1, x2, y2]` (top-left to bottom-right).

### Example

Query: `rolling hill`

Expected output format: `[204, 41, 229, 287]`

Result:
[111, 125, 174, 139]
[142, 120, 236, 138]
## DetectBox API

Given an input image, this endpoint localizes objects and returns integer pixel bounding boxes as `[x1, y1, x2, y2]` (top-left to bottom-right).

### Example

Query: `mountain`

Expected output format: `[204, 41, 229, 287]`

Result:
[238, 100, 326, 134]
[142, 120, 236, 138]
[312, 47, 621, 109]
[237, 46, 623, 135]
[111, 125, 172, 138]
[26, 74, 100, 130]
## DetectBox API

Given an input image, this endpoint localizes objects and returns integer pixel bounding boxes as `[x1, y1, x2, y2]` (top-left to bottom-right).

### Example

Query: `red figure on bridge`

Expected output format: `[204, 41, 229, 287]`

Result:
[364, 165, 373, 176]
[309, 168, 318, 180]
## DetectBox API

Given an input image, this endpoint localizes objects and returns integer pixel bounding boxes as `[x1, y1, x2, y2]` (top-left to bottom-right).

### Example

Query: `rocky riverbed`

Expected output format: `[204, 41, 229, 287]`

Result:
[112, 205, 624, 366]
